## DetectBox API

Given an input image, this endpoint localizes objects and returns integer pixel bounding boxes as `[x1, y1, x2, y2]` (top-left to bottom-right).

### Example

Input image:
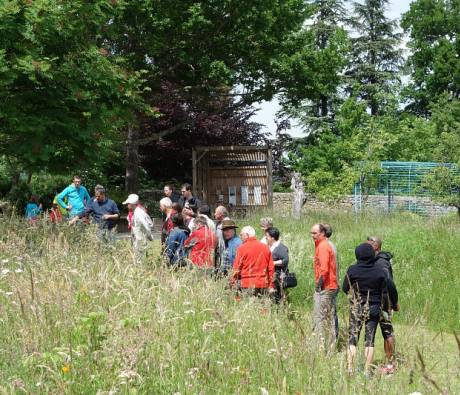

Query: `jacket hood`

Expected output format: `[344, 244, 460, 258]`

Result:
[376, 251, 393, 261]
[355, 243, 376, 264]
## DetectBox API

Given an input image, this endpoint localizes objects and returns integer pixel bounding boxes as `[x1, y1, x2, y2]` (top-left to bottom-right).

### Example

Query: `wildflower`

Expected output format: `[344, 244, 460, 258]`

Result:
[62, 364, 70, 373]
[187, 367, 199, 379]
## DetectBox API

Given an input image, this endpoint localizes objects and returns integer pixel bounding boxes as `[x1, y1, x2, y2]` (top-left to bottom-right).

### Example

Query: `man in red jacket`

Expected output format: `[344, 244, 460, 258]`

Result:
[311, 223, 339, 350]
[231, 226, 275, 296]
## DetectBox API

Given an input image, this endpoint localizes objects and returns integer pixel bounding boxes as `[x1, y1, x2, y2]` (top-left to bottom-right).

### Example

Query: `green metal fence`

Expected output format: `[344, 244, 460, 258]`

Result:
[353, 161, 459, 215]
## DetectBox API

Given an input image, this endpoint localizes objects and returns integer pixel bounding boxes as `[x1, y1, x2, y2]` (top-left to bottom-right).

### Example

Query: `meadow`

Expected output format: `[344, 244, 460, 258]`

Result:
[0, 210, 458, 394]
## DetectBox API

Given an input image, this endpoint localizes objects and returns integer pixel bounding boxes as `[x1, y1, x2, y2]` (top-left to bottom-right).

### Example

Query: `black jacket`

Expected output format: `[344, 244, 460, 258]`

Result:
[272, 242, 289, 273]
[342, 259, 398, 307]
[374, 251, 395, 310]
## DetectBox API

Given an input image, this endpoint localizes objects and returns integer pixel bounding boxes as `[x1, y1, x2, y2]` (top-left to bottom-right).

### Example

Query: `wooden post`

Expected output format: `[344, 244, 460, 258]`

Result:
[267, 148, 273, 208]
[192, 148, 197, 197]
[291, 172, 305, 219]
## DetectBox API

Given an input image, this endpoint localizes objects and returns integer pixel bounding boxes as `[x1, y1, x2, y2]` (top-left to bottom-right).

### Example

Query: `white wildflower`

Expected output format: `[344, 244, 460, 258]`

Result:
[260, 387, 269, 395]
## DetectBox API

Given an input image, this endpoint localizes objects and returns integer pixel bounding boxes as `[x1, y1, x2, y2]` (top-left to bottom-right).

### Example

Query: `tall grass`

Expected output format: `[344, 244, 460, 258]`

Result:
[0, 211, 458, 394]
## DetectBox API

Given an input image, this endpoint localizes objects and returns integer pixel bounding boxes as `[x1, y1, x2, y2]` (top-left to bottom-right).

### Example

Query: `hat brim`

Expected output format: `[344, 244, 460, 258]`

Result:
[222, 226, 238, 230]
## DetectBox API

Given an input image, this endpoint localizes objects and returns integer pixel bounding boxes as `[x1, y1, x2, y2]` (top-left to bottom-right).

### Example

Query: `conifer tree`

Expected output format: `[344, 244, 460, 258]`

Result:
[346, 0, 402, 115]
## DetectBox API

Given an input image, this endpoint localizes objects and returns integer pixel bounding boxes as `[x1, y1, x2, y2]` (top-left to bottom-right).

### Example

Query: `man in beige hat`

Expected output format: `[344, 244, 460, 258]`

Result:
[219, 219, 242, 275]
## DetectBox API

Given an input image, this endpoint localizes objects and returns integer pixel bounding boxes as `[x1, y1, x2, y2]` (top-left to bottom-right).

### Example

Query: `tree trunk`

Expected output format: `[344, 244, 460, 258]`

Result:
[291, 172, 305, 219]
[125, 125, 140, 193]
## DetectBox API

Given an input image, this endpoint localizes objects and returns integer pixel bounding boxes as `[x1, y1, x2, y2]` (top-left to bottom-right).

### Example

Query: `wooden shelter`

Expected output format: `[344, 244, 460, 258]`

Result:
[192, 146, 273, 209]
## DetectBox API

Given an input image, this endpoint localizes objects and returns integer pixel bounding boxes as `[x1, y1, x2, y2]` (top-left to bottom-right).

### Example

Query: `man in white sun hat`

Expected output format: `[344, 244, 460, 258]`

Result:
[123, 194, 154, 260]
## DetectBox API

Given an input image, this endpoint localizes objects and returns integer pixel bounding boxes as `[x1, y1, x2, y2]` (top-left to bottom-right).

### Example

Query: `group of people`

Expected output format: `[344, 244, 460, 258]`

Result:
[159, 185, 293, 303]
[25, 177, 399, 376]
[310, 223, 399, 375]
[25, 176, 154, 253]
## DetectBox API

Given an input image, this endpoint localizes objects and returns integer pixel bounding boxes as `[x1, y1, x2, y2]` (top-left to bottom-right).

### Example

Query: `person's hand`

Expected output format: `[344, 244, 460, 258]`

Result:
[268, 288, 276, 295]
[39, 203, 43, 209]
[103, 214, 111, 220]
[67, 204, 72, 211]
[69, 217, 78, 225]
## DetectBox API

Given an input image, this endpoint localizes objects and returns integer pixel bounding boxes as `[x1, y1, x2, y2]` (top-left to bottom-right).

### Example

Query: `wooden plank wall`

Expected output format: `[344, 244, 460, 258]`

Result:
[195, 148, 270, 207]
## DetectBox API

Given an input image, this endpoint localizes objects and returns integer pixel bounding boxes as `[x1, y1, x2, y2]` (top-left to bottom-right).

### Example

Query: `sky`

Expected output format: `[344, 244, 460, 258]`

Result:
[252, 0, 413, 138]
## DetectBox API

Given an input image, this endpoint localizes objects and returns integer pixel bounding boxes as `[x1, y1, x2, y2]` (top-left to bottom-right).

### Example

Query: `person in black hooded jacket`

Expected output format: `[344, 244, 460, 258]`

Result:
[343, 243, 398, 374]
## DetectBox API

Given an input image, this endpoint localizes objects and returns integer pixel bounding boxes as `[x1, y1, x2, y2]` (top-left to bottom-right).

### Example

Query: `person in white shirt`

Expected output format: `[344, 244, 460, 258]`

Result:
[123, 194, 154, 260]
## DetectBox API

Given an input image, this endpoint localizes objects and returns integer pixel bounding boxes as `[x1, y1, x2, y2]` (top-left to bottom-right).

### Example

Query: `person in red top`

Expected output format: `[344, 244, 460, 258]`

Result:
[311, 223, 339, 350]
[160, 197, 176, 244]
[184, 216, 216, 268]
[231, 226, 275, 296]
[49, 202, 63, 223]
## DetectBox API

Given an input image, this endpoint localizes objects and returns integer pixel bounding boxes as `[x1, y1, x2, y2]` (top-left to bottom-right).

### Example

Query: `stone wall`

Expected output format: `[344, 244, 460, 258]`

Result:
[272, 192, 456, 216]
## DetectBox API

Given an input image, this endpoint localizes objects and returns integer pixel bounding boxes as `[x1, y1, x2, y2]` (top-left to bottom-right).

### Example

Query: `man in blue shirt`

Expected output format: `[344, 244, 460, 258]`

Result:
[220, 219, 242, 275]
[70, 185, 119, 240]
[57, 175, 91, 217]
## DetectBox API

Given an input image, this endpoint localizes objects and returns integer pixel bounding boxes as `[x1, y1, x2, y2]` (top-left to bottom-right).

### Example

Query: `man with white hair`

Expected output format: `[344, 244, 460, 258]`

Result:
[231, 225, 275, 296]
[123, 193, 154, 259]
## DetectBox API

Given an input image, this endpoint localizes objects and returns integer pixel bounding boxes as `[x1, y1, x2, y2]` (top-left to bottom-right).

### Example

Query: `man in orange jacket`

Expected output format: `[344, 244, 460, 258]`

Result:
[231, 226, 275, 296]
[311, 223, 339, 349]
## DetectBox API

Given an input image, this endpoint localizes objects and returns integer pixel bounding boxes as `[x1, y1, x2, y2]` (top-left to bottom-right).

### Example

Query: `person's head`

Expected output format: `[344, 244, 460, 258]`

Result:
[172, 202, 182, 213]
[193, 215, 208, 230]
[183, 201, 198, 217]
[240, 225, 256, 241]
[182, 207, 192, 218]
[265, 227, 280, 246]
[221, 219, 238, 240]
[160, 197, 172, 213]
[367, 236, 382, 253]
[214, 205, 229, 221]
[355, 242, 376, 264]
[171, 213, 184, 228]
[181, 183, 193, 199]
[123, 193, 139, 210]
[163, 185, 174, 198]
[72, 175, 82, 188]
[29, 195, 38, 203]
[310, 223, 326, 242]
[95, 185, 106, 202]
[198, 205, 211, 217]
[94, 184, 104, 194]
[322, 223, 333, 238]
[260, 217, 273, 231]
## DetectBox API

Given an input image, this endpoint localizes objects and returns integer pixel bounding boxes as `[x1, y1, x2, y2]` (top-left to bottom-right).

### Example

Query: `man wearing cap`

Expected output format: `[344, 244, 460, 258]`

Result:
[231, 226, 275, 296]
[219, 219, 242, 275]
[343, 242, 398, 375]
[123, 193, 154, 259]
